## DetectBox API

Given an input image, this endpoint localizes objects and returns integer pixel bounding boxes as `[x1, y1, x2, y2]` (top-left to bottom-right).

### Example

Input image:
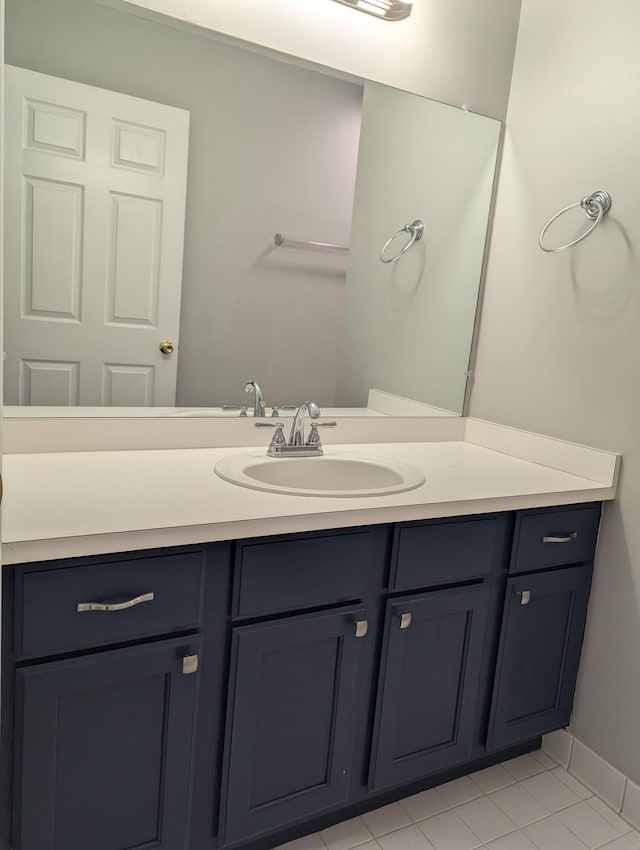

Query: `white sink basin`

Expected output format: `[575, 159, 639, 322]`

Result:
[214, 450, 425, 497]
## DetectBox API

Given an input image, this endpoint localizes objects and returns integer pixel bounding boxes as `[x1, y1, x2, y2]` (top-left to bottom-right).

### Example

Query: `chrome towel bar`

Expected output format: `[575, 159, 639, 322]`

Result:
[274, 233, 349, 254]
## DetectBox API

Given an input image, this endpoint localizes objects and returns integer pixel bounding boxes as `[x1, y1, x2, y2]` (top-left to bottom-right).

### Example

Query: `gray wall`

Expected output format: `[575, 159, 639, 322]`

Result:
[470, 0, 640, 782]
[117, 0, 522, 121]
[6, 0, 362, 408]
[335, 82, 499, 413]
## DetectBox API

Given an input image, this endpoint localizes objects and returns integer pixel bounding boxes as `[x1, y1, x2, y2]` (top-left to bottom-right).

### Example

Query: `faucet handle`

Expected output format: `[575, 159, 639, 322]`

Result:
[255, 421, 286, 439]
[306, 423, 322, 447]
[305, 421, 337, 447]
[270, 422, 287, 449]
[222, 404, 248, 417]
[256, 422, 287, 456]
[271, 405, 297, 417]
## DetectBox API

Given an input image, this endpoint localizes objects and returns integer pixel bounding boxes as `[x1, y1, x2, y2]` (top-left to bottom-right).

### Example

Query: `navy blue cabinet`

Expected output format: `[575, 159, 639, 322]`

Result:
[3, 505, 602, 850]
[486, 503, 600, 750]
[509, 504, 601, 574]
[389, 514, 511, 591]
[369, 585, 490, 791]
[14, 635, 201, 850]
[5, 545, 212, 850]
[487, 564, 593, 749]
[219, 605, 367, 846]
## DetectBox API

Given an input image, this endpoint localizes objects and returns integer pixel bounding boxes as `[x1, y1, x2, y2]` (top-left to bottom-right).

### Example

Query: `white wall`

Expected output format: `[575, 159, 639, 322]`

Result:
[113, 0, 521, 121]
[470, 0, 640, 783]
[6, 0, 362, 408]
[336, 82, 500, 413]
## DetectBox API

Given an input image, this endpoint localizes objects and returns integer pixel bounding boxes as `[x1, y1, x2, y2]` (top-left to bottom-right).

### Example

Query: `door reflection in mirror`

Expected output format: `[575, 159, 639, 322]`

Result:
[3, 0, 500, 417]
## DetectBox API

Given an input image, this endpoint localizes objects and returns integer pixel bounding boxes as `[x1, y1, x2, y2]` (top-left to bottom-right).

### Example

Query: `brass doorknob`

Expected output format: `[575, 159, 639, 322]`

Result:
[159, 339, 175, 355]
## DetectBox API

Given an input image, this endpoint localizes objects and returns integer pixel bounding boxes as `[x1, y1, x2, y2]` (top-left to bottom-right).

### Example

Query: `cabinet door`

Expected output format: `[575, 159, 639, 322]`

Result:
[369, 585, 489, 791]
[487, 565, 592, 749]
[219, 606, 367, 846]
[15, 635, 201, 850]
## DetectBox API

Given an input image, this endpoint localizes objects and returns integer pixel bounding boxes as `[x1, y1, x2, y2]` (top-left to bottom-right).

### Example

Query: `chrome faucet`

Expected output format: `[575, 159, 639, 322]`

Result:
[255, 400, 336, 456]
[289, 400, 320, 446]
[244, 380, 266, 417]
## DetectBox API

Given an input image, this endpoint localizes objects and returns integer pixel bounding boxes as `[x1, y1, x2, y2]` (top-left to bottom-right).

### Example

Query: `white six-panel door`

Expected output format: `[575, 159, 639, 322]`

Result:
[4, 65, 190, 406]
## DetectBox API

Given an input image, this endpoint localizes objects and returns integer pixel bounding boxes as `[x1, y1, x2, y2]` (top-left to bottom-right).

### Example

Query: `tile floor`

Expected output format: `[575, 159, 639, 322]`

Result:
[275, 751, 640, 850]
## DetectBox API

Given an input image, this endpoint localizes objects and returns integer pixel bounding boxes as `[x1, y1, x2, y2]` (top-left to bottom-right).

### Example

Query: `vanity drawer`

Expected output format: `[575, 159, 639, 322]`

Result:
[15, 550, 205, 658]
[390, 514, 511, 591]
[233, 529, 374, 617]
[510, 503, 601, 574]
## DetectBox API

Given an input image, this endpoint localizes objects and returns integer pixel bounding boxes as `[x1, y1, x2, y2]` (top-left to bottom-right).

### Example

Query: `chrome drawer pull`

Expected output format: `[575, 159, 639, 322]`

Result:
[517, 590, 531, 605]
[399, 612, 412, 630]
[542, 532, 578, 543]
[76, 592, 155, 613]
[354, 619, 368, 638]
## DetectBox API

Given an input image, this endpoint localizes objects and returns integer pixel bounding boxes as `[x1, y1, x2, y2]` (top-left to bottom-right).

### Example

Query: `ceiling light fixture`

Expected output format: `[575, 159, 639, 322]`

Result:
[331, 0, 413, 21]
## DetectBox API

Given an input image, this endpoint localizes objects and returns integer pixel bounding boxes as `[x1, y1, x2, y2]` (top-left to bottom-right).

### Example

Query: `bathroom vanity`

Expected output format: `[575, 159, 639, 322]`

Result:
[0, 422, 618, 850]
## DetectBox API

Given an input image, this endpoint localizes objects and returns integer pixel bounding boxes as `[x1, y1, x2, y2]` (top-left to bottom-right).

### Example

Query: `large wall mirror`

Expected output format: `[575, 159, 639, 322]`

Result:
[3, 0, 501, 419]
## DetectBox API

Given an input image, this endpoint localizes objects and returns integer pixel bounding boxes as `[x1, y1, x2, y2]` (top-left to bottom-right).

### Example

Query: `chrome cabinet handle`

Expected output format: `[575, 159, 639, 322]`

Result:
[182, 654, 199, 675]
[354, 619, 368, 638]
[517, 590, 531, 605]
[399, 612, 412, 629]
[542, 532, 578, 543]
[76, 591, 155, 613]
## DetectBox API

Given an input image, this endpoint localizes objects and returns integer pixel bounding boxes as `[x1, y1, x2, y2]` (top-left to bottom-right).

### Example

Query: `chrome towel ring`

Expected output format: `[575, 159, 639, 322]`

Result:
[539, 190, 612, 253]
[380, 219, 424, 263]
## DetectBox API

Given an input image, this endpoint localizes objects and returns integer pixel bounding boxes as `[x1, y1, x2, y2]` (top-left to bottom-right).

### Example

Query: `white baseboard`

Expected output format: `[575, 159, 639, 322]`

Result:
[543, 729, 640, 830]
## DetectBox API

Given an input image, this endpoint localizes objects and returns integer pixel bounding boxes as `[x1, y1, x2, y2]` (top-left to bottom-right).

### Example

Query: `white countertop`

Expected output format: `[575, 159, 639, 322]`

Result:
[2, 405, 387, 418]
[1, 389, 453, 421]
[1, 419, 619, 564]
